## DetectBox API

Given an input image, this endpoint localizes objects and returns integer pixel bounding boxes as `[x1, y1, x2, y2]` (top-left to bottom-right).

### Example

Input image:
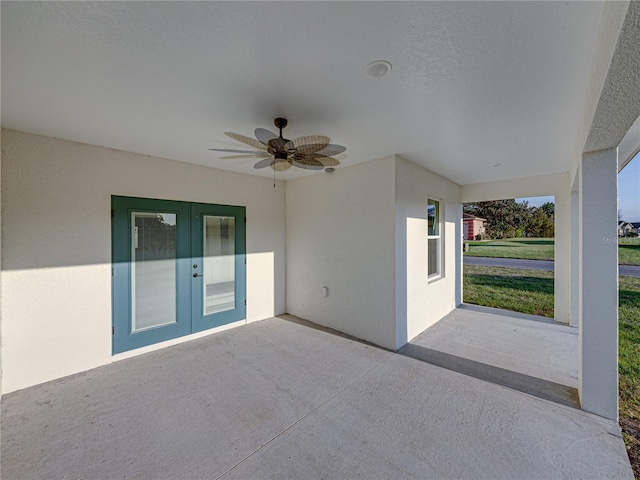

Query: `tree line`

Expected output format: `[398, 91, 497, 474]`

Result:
[464, 200, 555, 239]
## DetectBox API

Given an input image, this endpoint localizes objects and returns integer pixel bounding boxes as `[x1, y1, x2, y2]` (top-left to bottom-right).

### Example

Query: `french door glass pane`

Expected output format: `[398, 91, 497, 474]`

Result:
[203, 216, 235, 315]
[131, 212, 177, 331]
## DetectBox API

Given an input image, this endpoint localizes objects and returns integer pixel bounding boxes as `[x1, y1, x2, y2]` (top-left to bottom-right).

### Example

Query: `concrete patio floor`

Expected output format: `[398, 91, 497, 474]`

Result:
[400, 304, 579, 408]
[1, 309, 633, 479]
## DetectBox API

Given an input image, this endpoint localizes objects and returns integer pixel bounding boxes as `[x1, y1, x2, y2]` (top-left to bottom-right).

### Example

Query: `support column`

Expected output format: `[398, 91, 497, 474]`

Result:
[554, 189, 571, 324]
[578, 148, 618, 420]
[570, 187, 579, 328]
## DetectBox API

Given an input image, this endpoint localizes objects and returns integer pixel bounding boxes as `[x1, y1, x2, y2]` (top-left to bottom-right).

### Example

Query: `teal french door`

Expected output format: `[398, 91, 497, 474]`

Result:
[112, 196, 246, 354]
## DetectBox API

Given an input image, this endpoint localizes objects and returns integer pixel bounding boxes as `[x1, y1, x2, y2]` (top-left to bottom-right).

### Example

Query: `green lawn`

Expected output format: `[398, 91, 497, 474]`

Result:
[463, 264, 640, 477]
[464, 238, 555, 261]
[619, 276, 640, 477]
[463, 265, 554, 316]
[464, 237, 640, 266]
[620, 238, 640, 266]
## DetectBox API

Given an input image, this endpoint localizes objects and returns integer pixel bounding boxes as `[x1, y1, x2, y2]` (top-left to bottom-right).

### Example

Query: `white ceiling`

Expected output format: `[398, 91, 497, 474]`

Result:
[0, 1, 619, 185]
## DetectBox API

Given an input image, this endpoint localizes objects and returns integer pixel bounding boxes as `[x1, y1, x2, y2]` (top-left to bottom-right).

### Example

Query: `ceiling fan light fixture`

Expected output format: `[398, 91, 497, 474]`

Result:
[365, 60, 392, 78]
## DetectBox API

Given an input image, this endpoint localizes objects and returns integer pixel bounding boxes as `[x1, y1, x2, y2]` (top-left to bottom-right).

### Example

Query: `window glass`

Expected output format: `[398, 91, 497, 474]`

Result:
[428, 200, 439, 236]
[428, 238, 438, 277]
[427, 199, 442, 279]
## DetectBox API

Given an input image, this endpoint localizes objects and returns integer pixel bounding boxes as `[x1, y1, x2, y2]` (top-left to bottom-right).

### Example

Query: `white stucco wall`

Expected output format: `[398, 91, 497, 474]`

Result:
[285, 156, 398, 350]
[1, 129, 286, 393]
[286, 155, 462, 351]
[3, 133, 465, 391]
[395, 156, 462, 345]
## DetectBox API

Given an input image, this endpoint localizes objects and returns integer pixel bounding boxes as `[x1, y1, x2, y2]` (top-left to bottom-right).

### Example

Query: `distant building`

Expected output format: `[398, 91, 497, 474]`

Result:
[463, 213, 486, 240]
[618, 221, 635, 236]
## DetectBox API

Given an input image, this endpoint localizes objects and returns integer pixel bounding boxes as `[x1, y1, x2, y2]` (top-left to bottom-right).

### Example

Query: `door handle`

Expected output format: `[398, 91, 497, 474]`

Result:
[193, 273, 203, 278]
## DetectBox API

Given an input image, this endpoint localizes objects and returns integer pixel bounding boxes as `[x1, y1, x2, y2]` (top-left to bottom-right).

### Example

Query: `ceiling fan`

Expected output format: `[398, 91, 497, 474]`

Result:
[209, 118, 346, 171]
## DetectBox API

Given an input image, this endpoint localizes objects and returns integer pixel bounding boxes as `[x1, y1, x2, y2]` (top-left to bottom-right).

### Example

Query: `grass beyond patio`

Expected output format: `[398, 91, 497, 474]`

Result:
[464, 238, 554, 260]
[620, 238, 640, 266]
[463, 265, 554, 316]
[464, 237, 640, 265]
[463, 264, 640, 477]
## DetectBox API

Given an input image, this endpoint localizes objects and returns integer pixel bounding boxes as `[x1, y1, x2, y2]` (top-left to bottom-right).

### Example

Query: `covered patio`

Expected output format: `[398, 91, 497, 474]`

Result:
[2, 310, 632, 479]
[2, 3, 640, 476]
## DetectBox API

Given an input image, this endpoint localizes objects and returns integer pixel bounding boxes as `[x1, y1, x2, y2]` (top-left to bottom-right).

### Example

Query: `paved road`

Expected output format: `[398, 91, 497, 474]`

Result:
[463, 255, 640, 278]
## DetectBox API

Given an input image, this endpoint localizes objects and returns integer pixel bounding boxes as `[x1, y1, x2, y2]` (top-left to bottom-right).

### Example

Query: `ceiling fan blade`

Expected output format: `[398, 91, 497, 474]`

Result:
[316, 144, 346, 156]
[225, 132, 268, 150]
[272, 159, 292, 171]
[209, 148, 269, 155]
[286, 135, 330, 152]
[292, 135, 330, 146]
[253, 158, 275, 169]
[254, 128, 278, 145]
[292, 160, 324, 170]
[291, 143, 333, 155]
[298, 154, 340, 166]
[293, 156, 324, 167]
[219, 124, 343, 173]
[220, 155, 266, 160]
[313, 155, 340, 166]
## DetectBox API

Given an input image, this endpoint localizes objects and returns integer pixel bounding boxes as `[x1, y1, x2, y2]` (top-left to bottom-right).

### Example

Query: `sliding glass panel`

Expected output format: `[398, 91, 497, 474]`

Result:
[131, 212, 177, 331]
[203, 216, 235, 315]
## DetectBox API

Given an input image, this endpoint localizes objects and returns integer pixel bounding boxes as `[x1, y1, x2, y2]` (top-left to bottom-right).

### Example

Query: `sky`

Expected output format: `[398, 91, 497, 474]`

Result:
[516, 195, 555, 208]
[618, 151, 640, 223]
[516, 151, 640, 222]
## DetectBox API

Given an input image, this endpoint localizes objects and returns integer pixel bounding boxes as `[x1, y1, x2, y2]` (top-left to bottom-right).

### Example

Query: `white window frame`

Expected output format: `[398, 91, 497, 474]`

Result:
[427, 198, 443, 280]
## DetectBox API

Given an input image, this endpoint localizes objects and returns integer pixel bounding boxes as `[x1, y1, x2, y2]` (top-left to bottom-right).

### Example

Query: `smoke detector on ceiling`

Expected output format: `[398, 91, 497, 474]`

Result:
[365, 60, 392, 78]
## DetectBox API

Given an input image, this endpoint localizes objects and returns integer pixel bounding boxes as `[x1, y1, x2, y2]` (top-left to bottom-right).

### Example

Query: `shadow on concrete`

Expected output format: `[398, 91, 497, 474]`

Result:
[280, 311, 578, 410]
[398, 343, 579, 409]
[278, 314, 394, 351]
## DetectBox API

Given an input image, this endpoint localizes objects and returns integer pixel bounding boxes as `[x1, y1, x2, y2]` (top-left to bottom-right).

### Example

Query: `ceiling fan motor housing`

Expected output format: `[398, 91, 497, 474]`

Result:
[273, 149, 288, 160]
[274, 117, 288, 129]
[270, 118, 291, 159]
